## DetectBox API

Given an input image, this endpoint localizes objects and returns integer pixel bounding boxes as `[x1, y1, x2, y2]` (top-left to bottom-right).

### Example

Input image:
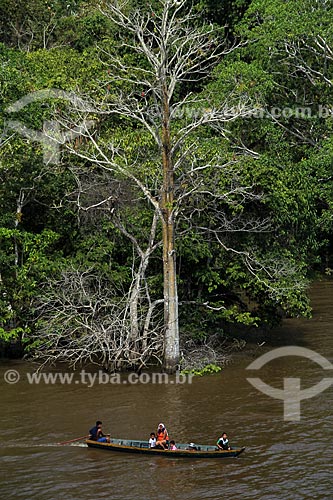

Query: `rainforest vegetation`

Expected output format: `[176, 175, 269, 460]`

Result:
[1, 0, 333, 371]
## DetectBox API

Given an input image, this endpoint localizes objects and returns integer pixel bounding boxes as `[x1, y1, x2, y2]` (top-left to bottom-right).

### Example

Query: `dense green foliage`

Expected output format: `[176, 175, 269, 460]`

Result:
[1, 0, 333, 365]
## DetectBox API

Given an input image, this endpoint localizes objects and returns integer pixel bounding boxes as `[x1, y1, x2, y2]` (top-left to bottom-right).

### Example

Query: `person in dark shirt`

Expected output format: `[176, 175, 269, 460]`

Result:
[216, 432, 231, 450]
[89, 420, 108, 442]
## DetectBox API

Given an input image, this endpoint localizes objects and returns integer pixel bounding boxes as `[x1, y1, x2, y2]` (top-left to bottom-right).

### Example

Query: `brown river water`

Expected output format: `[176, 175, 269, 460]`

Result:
[1, 279, 332, 500]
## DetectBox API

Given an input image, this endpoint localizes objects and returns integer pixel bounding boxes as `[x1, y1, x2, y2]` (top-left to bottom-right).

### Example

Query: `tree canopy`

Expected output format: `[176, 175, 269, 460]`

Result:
[1, 0, 333, 370]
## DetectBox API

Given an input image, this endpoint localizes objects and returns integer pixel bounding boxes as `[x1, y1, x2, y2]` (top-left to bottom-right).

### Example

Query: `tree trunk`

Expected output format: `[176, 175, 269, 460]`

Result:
[161, 82, 179, 373]
[162, 221, 179, 372]
[129, 253, 149, 343]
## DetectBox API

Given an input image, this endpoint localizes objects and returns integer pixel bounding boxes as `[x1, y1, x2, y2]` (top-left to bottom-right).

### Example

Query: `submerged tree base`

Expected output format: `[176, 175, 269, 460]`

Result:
[179, 333, 246, 372]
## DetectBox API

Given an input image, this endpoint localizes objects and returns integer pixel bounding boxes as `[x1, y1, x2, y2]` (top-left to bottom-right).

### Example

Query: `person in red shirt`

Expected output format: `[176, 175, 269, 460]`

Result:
[155, 423, 169, 449]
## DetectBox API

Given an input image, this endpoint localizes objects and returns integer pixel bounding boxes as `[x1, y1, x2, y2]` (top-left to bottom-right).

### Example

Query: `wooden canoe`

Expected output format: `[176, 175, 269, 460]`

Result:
[86, 438, 245, 458]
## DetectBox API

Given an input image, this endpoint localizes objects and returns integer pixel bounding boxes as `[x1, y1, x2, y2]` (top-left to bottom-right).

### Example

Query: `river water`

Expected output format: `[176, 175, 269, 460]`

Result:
[1, 279, 332, 499]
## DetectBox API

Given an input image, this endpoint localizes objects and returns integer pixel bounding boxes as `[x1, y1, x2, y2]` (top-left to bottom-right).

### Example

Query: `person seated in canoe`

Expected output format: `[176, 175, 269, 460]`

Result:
[89, 420, 108, 443]
[148, 432, 156, 448]
[155, 423, 169, 449]
[169, 440, 177, 450]
[216, 432, 231, 450]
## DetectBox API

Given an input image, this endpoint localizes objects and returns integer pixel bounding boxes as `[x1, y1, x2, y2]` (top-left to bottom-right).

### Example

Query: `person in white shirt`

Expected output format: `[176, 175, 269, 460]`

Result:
[149, 432, 156, 448]
[216, 432, 231, 450]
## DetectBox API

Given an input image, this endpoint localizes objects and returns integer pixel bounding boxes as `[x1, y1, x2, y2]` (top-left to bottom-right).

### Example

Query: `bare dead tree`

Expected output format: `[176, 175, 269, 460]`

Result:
[32, 267, 164, 371]
[61, 167, 164, 359]
[53, 0, 259, 372]
[46, 0, 309, 372]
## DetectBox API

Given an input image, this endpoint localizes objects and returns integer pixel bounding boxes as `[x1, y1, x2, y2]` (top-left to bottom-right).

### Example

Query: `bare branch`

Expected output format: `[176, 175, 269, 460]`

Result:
[31, 267, 164, 371]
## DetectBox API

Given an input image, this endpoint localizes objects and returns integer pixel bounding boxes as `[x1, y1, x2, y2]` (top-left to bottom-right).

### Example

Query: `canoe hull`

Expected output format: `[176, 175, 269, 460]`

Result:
[86, 439, 245, 458]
